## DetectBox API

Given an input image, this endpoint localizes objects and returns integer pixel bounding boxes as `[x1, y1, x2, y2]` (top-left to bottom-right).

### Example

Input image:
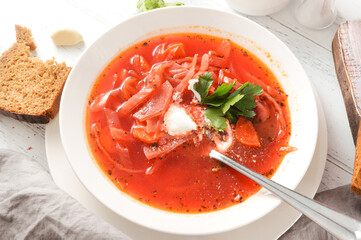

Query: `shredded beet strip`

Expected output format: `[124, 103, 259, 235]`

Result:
[109, 127, 136, 142]
[255, 98, 270, 122]
[143, 134, 196, 160]
[199, 53, 209, 72]
[239, 69, 287, 102]
[263, 91, 287, 141]
[117, 64, 166, 115]
[173, 54, 198, 94]
[91, 123, 144, 174]
[89, 88, 122, 112]
[133, 81, 173, 121]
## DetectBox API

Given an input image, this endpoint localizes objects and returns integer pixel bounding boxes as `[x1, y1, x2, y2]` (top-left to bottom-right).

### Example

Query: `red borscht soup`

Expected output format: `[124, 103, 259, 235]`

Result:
[86, 34, 293, 213]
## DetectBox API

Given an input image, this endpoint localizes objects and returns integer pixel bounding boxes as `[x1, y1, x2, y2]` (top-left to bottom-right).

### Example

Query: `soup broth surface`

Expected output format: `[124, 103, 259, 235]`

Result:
[86, 33, 292, 213]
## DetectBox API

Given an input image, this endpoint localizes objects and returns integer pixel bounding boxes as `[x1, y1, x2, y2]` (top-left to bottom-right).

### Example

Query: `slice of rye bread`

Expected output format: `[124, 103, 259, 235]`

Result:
[0, 25, 71, 123]
[332, 20, 361, 195]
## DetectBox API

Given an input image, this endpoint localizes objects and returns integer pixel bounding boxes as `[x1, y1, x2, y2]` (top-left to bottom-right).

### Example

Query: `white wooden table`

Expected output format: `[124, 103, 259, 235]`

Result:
[0, 0, 360, 199]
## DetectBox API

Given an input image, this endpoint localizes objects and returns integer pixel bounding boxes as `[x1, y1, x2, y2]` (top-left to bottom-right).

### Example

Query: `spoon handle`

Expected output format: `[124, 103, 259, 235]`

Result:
[210, 150, 361, 240]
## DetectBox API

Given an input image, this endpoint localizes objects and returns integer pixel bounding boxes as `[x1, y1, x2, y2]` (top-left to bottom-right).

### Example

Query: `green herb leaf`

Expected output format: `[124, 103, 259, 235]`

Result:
[240, 82, 263, 97]
[204, 108, 228, 131]
[221, 94, 243, 114]
[203, 81, 236, 104]
[226, 107, 241, 124]
[165, 2, 184, 6]
[193, 72, 213, 102]
[193, 72, 263, 131]
[137, 0, 184, 12]
[233, 83, 263, 117]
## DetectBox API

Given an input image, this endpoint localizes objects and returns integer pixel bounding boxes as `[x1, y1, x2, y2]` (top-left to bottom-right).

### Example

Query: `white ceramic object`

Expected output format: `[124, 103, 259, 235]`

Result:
[294, 0, 337, 29]
[225, 0, 291, 16]
[59, 7, 318, 235]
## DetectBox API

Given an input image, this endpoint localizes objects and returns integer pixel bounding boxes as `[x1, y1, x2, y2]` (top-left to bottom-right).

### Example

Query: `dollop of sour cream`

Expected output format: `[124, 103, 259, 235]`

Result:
[164, 104, 197, 136]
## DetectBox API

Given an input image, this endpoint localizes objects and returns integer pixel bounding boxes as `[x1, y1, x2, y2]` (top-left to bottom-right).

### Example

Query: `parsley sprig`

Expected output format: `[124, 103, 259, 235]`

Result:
[193, 72, 263, 131]
[137, 0, 184, 12]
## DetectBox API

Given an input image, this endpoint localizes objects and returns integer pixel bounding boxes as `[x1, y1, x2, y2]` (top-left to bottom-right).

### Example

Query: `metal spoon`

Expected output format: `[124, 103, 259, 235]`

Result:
[210, 150, 361, 240]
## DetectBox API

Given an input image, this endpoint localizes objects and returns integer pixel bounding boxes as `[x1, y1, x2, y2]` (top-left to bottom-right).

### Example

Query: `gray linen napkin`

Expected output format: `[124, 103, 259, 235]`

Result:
[280, 184, 361, 239]
[0, 149, 130, 240]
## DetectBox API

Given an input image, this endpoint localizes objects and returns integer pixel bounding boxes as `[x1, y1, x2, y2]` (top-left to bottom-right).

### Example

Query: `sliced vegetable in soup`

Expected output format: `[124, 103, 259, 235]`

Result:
[86, 33, 294, 213]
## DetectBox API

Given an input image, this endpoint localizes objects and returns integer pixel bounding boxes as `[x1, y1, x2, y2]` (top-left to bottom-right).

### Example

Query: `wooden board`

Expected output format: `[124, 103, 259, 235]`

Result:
[332, 20, 361, 194]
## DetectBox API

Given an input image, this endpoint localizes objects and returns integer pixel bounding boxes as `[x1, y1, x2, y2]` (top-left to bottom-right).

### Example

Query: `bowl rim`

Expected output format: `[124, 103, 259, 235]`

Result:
[59, 6, 318, 235]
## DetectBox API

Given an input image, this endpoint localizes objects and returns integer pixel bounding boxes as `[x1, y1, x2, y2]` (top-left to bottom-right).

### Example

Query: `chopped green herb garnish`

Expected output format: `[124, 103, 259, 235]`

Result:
[194, 72, 263, 131]
[203, 81, 236, 105]
[193, 72, 213, 101]
[137, 0, 184, 12]
[204, 107, 228, 131]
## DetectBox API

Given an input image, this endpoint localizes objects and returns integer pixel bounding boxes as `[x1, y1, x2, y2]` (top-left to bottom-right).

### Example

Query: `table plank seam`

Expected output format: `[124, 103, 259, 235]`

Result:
[266, 15, 333, 53]
[63, 0, 113, 27]
[327, 154, 353, 174]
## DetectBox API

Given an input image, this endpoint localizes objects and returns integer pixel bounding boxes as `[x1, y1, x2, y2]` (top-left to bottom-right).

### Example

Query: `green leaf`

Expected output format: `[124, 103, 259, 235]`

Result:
[234, 97, 257, 110]
[228, 82, 248, 99]
[204, 108, 227, 131]
[233, 83, 262, 117]
[193, 72, 213, 102]
[204, 98, 227, 107]
[225, 108, 238, 124]
[191, 71, 263, 131]
[221, 94, 243, 114]
[165, 2, 184, 6]
[137, 0, 184, 12]
[137, 0, 164, 11]
[241, 83, 263, 100]
[234, 107, 257, 118]
[203, 81, 236, 104]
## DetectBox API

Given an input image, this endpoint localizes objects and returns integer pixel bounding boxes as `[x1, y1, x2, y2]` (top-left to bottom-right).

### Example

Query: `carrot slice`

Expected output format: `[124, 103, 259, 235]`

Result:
[132, 127, 162, 144]
[132, 118, 164, 144]
[235, 117, 260, 147]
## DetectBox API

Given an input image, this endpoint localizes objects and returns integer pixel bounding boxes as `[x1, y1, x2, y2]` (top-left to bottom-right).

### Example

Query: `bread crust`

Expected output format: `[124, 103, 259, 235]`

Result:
[0, 25, 71, 124]
[352, 122, 361, 195]
[0, 108, 50, 123]
[332, 20, 361, 195]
